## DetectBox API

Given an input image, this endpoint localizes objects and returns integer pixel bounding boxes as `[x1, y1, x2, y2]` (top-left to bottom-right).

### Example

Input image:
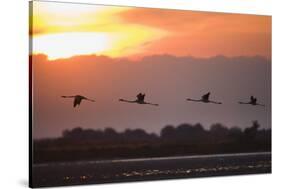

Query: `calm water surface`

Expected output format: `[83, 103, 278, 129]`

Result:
[32, 152, 271, 187]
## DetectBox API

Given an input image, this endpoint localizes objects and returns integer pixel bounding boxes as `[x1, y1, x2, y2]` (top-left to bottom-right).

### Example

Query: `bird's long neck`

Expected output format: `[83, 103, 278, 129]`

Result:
[119, 99, 137, 103]
[62, 95, 76, 98]
[187, 98, 201, 102]
[239, 102, 251, 104]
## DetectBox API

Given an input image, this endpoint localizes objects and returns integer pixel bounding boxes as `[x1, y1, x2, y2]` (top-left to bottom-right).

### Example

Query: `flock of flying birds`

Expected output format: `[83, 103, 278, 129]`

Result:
[61, 92, 265, 108]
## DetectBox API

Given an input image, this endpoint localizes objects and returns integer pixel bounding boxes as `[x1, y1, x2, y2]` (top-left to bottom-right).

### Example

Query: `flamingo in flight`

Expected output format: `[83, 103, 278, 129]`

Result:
[186, 92, 222, 104]
[238, 96, 265, 107]
[61, 95, 95, 108]
[119, 93, 159, 106]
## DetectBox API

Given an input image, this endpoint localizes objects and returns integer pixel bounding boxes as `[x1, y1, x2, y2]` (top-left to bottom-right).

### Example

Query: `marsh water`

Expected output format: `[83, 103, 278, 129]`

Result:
[32, 152, 271, 187]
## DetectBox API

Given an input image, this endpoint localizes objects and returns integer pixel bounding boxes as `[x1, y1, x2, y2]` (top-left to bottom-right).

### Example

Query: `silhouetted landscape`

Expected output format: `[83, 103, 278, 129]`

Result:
[33, 120, 271, 187]
[34, 121, 271, 164]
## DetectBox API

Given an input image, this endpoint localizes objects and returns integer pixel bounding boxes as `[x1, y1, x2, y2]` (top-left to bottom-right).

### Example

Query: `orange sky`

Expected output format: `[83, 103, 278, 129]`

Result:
[30, 1, 271, 60]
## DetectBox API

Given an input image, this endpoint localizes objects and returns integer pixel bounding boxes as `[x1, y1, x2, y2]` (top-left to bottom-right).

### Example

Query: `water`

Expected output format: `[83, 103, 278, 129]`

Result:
[32, 152, 271, 187]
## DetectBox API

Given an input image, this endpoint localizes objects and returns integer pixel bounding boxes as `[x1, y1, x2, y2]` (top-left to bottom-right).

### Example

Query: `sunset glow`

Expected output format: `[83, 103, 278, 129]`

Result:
[33, 32, 112, 60]
[30, 1, 271, 150]
[30, 1, 271, 60]
[31, 1, 166, 59]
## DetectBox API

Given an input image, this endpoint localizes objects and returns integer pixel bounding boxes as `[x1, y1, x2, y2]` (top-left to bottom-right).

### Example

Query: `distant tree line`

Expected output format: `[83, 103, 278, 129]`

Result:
[34, 121, 271, 163]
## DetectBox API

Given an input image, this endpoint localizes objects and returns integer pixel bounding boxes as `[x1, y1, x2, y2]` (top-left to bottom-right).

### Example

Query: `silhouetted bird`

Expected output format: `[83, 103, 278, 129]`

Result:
[119, 93, 159, 106]
[186, 92, 222, 104]
[238, 96, 265, 107]
[61, 95, 95, 108]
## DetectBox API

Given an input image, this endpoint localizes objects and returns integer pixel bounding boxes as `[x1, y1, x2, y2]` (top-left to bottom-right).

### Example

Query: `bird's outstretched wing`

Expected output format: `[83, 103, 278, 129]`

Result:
[61, 95, 75, 98]
[137, 93, 142, 100]
[73, 97, 82, 107]
[141, 93, 145, 101]
[250, 96, 254, 101]
[202, 92, 210, 101]
[137, 93, 145, 101]
[250, 96, 257, 103]
[85, 98, 95, 102]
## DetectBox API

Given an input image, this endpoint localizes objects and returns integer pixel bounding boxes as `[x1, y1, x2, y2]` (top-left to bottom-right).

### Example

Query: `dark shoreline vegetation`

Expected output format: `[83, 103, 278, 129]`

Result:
[34, 121, 271, 164]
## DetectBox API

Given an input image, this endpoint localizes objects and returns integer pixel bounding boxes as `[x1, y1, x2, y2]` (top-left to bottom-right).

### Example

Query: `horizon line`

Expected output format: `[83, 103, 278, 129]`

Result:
[30, 53, 271, 62]
[34, 121, 271, 140]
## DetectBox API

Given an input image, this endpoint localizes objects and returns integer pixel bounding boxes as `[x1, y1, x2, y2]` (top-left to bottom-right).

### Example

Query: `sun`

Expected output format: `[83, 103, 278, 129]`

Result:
[31, 1, 166, 60]
[33, 32, 113, 60]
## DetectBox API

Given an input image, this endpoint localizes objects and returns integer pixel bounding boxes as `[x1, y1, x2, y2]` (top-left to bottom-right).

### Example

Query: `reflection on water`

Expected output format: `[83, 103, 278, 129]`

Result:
[32, 152, 271, 187]
[59, 161, 271, 183]
[35, 152, 271, 167]
[118, 162, 270, 178]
